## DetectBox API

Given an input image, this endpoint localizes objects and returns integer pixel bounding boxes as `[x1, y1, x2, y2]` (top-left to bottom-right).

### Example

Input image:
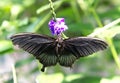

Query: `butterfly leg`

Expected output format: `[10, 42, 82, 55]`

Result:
[41, 65, 46, 72]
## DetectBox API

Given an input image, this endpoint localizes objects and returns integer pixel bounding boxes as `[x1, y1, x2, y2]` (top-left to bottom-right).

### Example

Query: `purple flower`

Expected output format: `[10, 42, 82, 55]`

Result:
[48, 18, 68, 35]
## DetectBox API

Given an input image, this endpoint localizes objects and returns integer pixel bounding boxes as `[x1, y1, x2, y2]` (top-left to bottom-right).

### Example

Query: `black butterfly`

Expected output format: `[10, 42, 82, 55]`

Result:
[10, 33, 108, 72]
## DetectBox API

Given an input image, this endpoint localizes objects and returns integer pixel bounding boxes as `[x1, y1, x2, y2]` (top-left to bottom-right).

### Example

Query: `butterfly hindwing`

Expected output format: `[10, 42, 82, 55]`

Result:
[59, 54, 77, 67]
[57, 45, 77, 67]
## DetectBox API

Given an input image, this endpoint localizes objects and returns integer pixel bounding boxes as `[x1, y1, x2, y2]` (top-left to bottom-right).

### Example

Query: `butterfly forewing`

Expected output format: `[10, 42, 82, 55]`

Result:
[64, 37, 108, 58]
[10, 33, 56, 57]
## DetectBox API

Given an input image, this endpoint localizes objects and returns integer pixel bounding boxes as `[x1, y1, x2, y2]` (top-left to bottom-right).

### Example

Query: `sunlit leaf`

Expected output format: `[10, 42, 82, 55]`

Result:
[0, 40, 13, 54]
[36, 73, 64, 83]
[88, 18, 120, 38]
[104, 26, 120, 38]
[64, 74, 101, 83]
[100, 76, 120, 83]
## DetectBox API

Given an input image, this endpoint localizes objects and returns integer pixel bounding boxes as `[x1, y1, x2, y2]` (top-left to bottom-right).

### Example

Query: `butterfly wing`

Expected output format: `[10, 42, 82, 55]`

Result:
[57, 44, 77, 67]
[64, 37, 108, 58]
[10, 33, 58, 71]
[59, 54, 77, 67]
[11, 33, 108, 71]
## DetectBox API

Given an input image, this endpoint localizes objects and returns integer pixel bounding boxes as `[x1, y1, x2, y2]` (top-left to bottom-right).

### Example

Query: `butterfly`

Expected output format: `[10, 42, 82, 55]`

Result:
[10, 33, 108, 72]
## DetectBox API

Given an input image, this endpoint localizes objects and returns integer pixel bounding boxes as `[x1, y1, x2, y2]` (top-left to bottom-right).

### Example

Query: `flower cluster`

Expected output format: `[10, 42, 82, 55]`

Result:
[48, 18, 68, 35]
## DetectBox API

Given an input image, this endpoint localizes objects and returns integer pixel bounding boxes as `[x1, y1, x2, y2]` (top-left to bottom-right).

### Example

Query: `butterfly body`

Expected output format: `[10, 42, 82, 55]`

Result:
[10, 33, 108, 72]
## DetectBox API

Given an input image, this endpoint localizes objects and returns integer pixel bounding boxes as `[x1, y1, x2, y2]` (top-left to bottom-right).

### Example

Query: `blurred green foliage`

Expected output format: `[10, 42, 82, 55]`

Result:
[0, 0, 120, 83]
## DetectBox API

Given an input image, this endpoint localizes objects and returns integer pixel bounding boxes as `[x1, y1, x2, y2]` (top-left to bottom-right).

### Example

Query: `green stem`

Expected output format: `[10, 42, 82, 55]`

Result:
[34, 0, 63, 32]
[12, 64, 17, 83]
[106, 37, 120, 70]
[88, 18, 120, 37]
[62, 33, 68, 39]
[49, 0, 57, 21]
[93, 0, 100, 8]
[91, 6, 120, 70]
[90, 7, 103, 27]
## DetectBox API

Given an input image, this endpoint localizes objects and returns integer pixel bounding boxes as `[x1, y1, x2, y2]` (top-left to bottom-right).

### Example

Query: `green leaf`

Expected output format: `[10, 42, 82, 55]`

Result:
[90, 26, 120, 38]
[36, 73, 64, 83]
[104, 26, 120, 38]
[0, 40, 13, 54]
[64, 74, 101, 83]
[101, 76, 120, 83]
[88, 18, 120, 38]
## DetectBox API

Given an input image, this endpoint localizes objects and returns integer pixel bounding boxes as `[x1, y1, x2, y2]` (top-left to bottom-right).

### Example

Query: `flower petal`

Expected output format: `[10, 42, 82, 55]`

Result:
[48, 18, 68, 35]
